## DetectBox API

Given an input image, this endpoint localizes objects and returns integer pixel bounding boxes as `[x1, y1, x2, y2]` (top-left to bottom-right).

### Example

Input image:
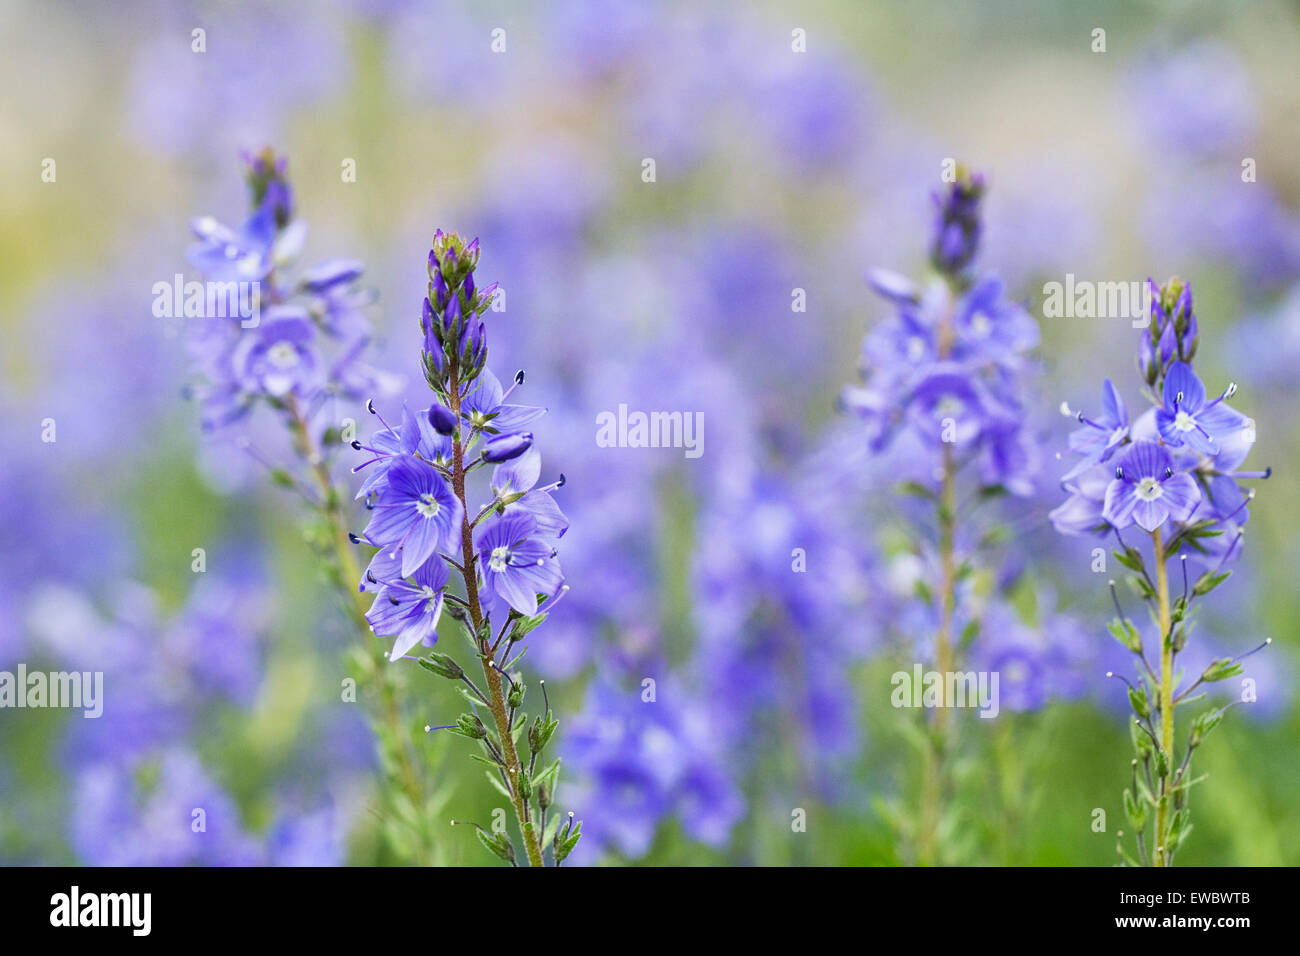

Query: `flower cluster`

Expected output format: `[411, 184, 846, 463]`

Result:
[1051, 277, 1271, 867]
[25, 568, 352, 866]
[842, 170, 1040, 496]
[1052, 279, 1264, 560]
[564, 677, 742, 861]
[841, 168, 1087, 865]
[184, 152, 446, 866]
[353, 231, 576, 866]
[186, 148, 384, 432]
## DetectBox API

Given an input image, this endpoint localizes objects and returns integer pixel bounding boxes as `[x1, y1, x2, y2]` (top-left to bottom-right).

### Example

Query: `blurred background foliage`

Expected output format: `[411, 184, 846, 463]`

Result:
[1, 0, 1297, 865]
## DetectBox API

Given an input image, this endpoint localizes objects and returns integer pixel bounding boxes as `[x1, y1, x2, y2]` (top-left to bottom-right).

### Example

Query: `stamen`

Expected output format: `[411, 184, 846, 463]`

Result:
[542, 583, 571, 611]
[1233, 638, 1272, 664]
[1105, 671, 1139, 695]
[367, 399, 397, 435]
[500, 370, 526, 402]
[1108, 580, 1125, 621]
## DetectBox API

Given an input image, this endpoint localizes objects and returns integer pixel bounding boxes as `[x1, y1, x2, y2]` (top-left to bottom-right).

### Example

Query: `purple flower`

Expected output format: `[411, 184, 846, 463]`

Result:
[365, 550, 450, 661]
[477, 512, 563, 617]
[1102, 440, 1201, 532]
[233, 306, 319, 398]
[187, 205, 280, 284]
[1064, 379, 1129, 477]
[491, 448, 569, 539]
[1048, 463, 1111, 536]
[363, 457, 463, 576]
[460, 368, 545, 436]
[353, 403, 453, 500]
[1155, 361, 1242, 456]
[952, 275, 1039, 365]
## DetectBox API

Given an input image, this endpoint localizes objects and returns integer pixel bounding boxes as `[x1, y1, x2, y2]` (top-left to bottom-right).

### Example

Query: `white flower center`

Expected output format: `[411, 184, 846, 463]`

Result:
[489, 545, 511, 573]
[906, 337, 926, 362]
[420, 585, 440, 613]
[970, 312, 992, 337]
[1173, 409, 1195, 432]
[415, 493, 441, 518]
[1135, 476, 1163, 502]
[267, 341, 298, 369]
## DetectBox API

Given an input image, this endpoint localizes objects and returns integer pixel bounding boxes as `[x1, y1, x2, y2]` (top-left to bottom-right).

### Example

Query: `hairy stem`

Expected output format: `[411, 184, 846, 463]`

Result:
[447, 363, 546, 868]
[1153, 526, 1174, 867]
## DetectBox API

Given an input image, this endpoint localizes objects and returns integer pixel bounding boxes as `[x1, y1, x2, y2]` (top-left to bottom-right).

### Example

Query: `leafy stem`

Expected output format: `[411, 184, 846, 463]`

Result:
[284, 394, 432, 863]
[1152, 526, 1175, 867]
[447, 358, 547, 868]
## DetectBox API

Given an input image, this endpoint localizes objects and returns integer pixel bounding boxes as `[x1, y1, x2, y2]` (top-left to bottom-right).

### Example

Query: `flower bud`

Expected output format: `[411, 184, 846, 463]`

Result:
[482, 432, 533, 463]
[427, 402, 458, 435]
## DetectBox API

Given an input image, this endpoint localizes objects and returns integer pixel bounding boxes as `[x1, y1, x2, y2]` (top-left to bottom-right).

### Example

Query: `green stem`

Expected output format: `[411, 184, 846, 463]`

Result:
[286, 397, 430, 861]
[918, 294, 959, 866]
[1153, 527, 1174, 867]
[447, 363, 546, 868]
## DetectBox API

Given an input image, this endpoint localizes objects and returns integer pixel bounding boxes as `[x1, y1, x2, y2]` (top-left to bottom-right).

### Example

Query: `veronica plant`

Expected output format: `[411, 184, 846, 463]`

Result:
[1052, 278, 1270, 866]
[842, 167, 1042, 863]
[184, 150, 442, 863]
[352, 230, 577, 867]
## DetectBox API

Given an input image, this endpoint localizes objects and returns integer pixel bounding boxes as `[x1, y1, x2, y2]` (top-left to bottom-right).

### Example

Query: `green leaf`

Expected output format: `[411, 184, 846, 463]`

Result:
[475, 828, 515, 864]
[554, 825, 582, 864]
[1113, 548, 1144, 572]
[1193, 570, 1232, 597]
[511, 612, 549, 640]
[1108, 618, 1143, 654]
[1189, 708, 1224, 747]
[1128, 685, 1150, 719]
[534, 757, 562, 790]
[418, 652, 464, 680]
[1200, 657, 1243, 682]
[1123, 788, 1146, 830]
[895, 481, 937, 501]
